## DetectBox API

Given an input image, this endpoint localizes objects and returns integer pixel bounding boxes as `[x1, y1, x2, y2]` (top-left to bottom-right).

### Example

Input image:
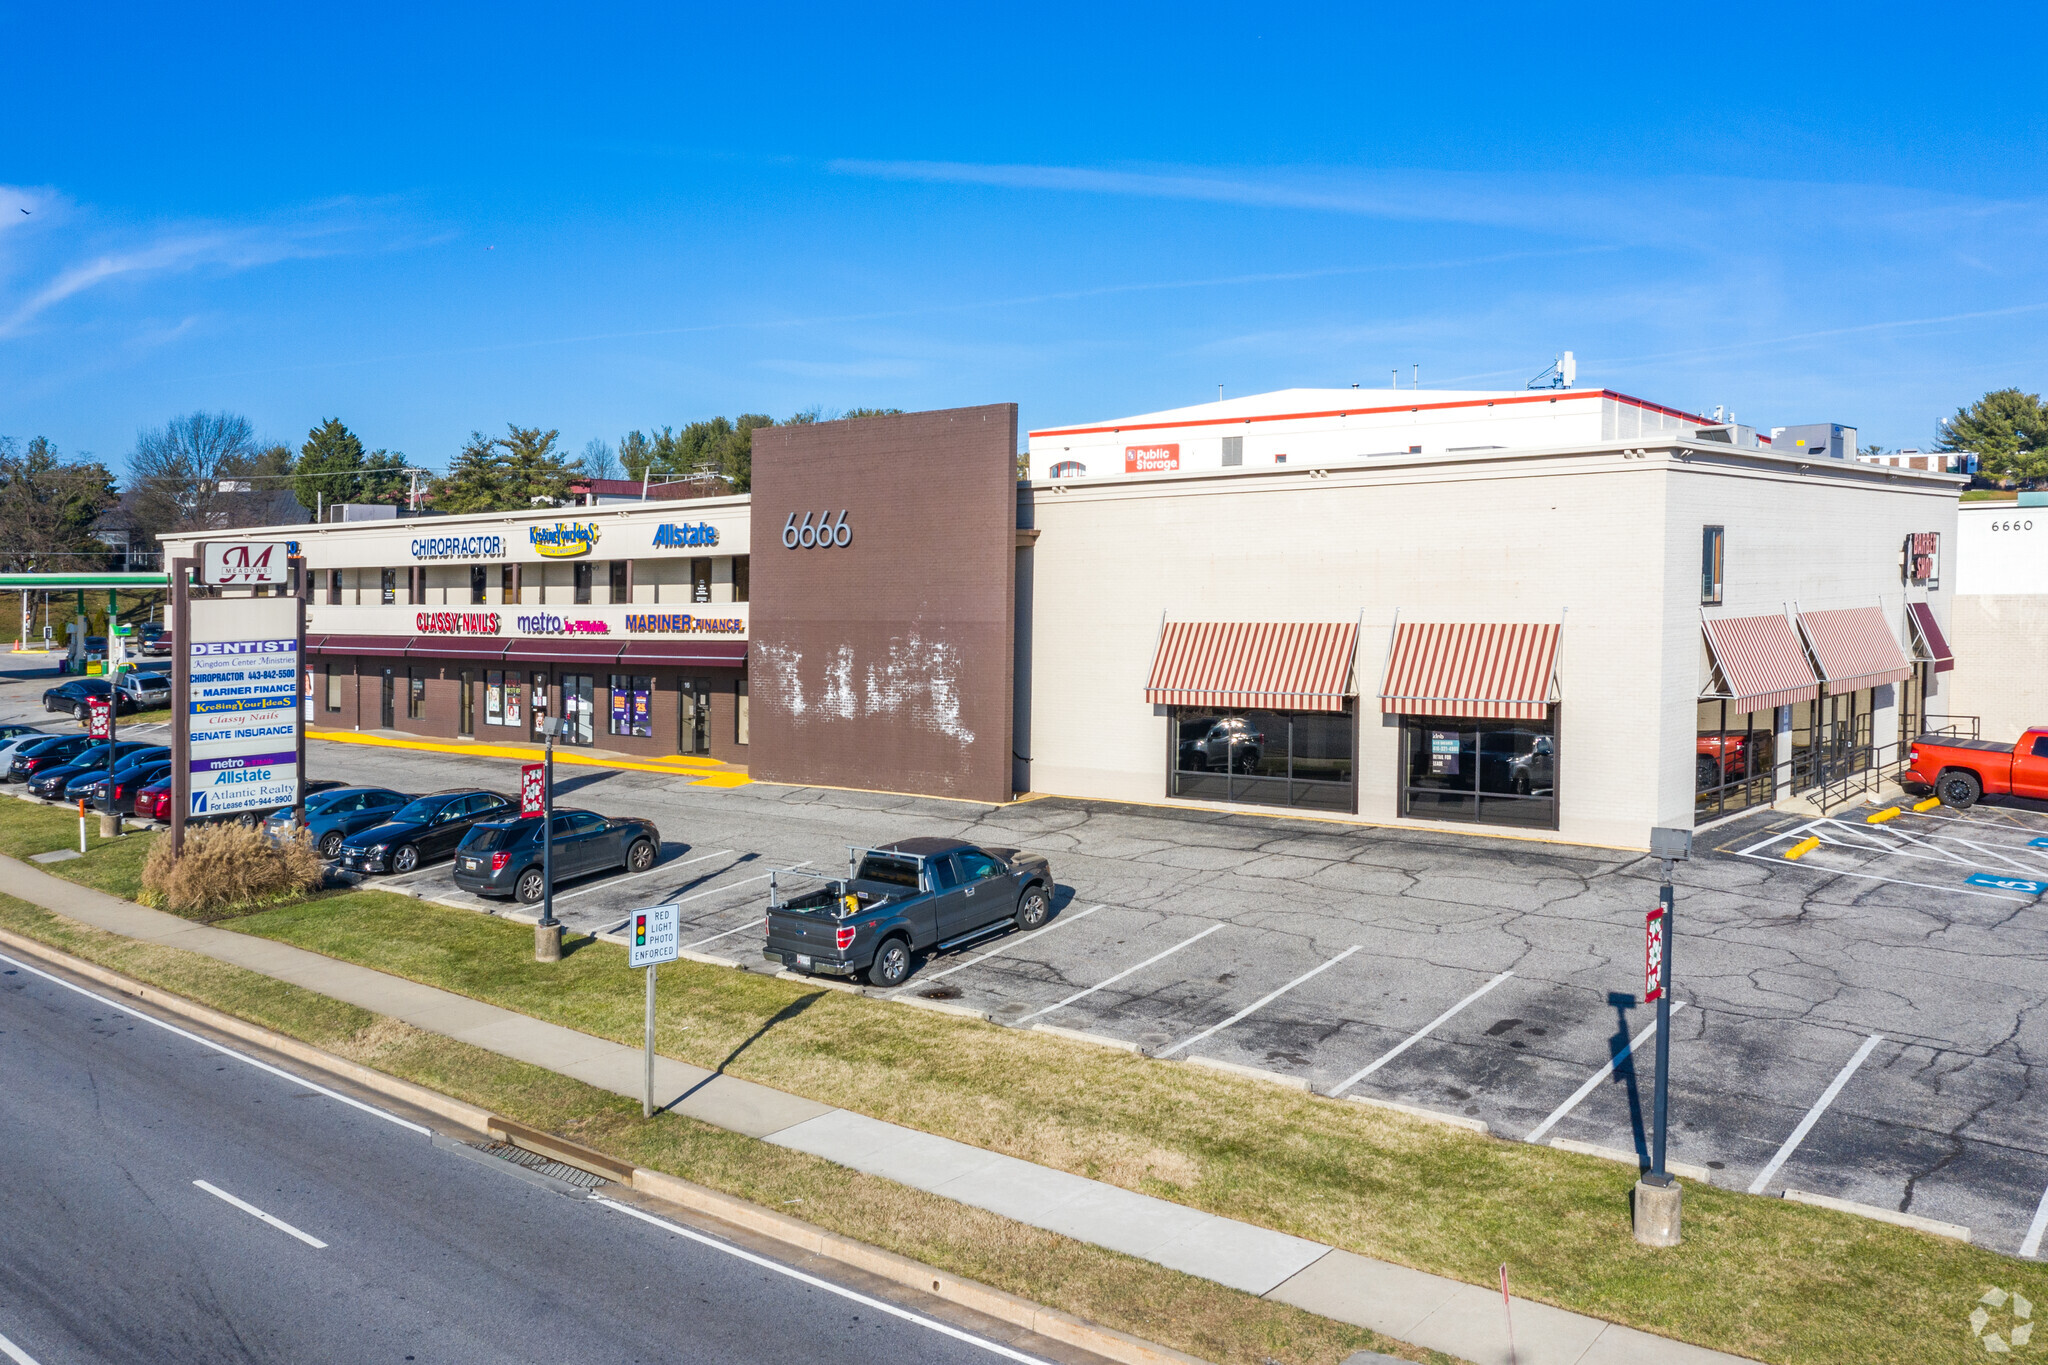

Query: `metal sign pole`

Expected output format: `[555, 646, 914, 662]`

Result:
[169, 559, 192, 858]
[644, 962, 657, 1118]
[1635, 826, 1690, 1247]
[1650, 862, 1674, 1181]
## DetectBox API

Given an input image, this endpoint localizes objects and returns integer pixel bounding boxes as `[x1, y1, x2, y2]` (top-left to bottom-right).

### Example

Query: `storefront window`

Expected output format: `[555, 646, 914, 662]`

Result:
[609, 675, 654, 737]
[609, 560, 629, 604]
[732, 556, 749, 603]
[572, 562, 592, 604]
[561, 673, 595, 745]
[324, 662, 343, 712]
[470, 565, 488, 604]
[327, 569, 343, 605]
[407, 668, 427, 720]
[458, 670, 475, 736]
[380, 568, 396, 605]
[1400, 716, 1558, 830]
[691, 558, 712, 603]
[1168, 707, 1355, 813]
[486, 670, 504, 726]
[1696, 699, 1773, 819]
[530, 671, 549, 739]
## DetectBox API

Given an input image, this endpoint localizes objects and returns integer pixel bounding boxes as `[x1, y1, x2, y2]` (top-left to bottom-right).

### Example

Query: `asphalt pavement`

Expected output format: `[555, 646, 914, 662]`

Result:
[0, 946, 1101, 1365]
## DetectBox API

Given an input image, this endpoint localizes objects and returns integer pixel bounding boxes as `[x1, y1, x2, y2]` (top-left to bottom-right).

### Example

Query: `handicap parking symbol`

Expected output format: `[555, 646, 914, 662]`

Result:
[1966, 872, 2048, 895]
[2030, 837, 2048, 850]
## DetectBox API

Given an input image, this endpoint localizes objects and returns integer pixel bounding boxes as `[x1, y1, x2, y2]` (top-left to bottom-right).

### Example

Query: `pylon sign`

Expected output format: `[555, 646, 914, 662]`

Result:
[200, 541, 294, 586]
[185, 596, 301, 817]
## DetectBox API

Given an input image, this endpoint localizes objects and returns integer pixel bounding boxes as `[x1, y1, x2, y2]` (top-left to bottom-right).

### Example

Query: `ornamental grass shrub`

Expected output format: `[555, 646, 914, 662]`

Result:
[140, 823, 324, 916]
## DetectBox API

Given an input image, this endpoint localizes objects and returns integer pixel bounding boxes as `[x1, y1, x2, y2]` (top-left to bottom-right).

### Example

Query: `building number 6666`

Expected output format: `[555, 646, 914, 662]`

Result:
[783, 510, 852, 548]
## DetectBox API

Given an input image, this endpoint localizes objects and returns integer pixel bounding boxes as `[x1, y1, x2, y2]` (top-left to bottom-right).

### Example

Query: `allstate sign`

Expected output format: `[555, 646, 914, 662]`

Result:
[652, 522, 719, 549]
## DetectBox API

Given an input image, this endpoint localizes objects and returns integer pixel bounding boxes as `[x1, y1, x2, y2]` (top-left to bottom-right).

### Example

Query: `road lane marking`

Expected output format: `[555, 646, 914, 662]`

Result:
[553, 847, 736, 903]
[193, 1180, 328, 1248]
[1329, 970, 1516, 1096]
[887, 903, 1106, 991]
[0, 949, 430, 1136]
[1159, 945, 1361, 1058]
[1525, 1003, 1688, 1145]
[595, 1196, 1054, 1362]
[0, 1326, 42, 1365]
[1018, 923, 1226, 1023]
[677, 864, 817, 948]
[2022, 1183, 2048, 1259]
[1746, 1033, 1884, 1195]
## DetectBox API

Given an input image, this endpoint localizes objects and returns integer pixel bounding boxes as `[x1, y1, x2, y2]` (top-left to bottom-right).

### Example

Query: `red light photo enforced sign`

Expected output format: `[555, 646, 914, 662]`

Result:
[1644, 906, 1666, 1002]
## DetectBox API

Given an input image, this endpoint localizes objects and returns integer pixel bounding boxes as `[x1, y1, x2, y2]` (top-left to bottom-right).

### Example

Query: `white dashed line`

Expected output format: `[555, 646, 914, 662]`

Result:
[193, 1180, 328, 1248]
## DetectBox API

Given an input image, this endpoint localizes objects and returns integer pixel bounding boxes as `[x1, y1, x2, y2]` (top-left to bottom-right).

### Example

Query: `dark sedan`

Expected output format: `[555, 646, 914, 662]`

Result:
[8, 734, 113, 784]
[48, 744, 171, 800]
[41, 679, 139, 719]
[70, 760, 174, 810]
[452, 809, 661, 903]
[29, 741, 161, 799]
[337, 789, 517, 875]
[265, 786, 413, 858]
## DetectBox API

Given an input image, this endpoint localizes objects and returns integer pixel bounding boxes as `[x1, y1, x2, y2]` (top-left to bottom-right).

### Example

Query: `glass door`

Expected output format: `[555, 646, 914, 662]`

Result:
[530, 671, 550, 740]
[679, 679, 710, 754]
[560, 673, 595, 745]
[458, 670, 474, 736]
[379, 668, 394, 728]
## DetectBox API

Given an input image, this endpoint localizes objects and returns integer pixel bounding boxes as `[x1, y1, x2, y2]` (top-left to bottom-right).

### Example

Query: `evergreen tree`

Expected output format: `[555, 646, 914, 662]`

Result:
[1940, 388, 2048, 483]
[0, 436, 117, 572]
[432, 431, 509, 513]
[498, 425, 580, 506]
[289, 418, 409, 513]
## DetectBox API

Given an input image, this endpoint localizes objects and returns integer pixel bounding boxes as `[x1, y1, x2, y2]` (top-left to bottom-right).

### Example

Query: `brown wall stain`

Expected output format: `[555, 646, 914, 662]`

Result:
[748, 405, 1017, 804]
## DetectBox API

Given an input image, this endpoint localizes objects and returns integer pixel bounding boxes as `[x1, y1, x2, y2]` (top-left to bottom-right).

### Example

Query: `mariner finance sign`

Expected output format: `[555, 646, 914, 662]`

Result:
[185, 596, 301, 818]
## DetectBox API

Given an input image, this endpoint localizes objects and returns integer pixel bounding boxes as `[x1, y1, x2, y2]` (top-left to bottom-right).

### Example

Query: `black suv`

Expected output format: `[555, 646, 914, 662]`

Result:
[452, 809, 662, 903]
[336, 789, 516, 875]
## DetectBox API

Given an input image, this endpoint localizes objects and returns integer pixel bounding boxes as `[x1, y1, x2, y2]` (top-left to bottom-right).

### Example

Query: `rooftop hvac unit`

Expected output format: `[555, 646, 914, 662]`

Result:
[1689, 424, 1759, 448]
[1773, 423, 1857, 459]
[331, 503, 399, 522]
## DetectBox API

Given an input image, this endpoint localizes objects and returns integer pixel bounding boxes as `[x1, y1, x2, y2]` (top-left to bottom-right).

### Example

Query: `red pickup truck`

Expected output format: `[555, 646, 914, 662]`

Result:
[1903, 729, 2048, 807]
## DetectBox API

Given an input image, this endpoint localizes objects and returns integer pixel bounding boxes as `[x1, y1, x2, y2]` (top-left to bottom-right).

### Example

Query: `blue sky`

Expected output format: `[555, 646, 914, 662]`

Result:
[4, 3, 2044, 473]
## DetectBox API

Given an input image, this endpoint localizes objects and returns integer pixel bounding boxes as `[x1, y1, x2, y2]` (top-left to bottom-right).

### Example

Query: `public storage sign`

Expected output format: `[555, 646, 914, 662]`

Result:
[1125, 443, 1180, 473]
[186, 595, 301, 818]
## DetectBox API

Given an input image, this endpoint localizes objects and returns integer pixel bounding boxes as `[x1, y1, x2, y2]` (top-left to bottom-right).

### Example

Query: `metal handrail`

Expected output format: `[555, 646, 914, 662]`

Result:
[1917, 713, 1982, 741]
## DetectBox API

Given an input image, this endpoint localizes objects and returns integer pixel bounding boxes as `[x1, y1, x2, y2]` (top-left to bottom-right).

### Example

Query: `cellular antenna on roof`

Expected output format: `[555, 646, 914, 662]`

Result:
[1527, 350, 1576, 390]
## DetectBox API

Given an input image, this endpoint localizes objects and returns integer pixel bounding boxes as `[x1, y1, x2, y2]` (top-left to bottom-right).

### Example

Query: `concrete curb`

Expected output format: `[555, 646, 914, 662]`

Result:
[1343, 1093, 1490, 1135]
[892, 994, 994, 1022]
[1029, 1022, 1144, 1052]
[1185, 1056, 1313, 1091]
[1547, 1136, 1714, 1184]
[0, 924, 1215, 1365]
[1781, 1187, 1971, 1242]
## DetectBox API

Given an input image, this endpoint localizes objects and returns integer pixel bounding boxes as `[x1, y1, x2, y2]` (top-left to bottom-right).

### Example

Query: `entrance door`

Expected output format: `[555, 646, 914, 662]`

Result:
[379, 668, 394, 729]
[458, 670, 474, 736]
[560, 674, 595, 746]
[530, 671, 550, 740]
[679, 679, 710, 755]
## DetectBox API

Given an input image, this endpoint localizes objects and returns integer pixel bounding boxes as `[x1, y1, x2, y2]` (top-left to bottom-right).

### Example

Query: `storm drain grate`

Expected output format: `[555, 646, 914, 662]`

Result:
[470, 1141, 612, 1189]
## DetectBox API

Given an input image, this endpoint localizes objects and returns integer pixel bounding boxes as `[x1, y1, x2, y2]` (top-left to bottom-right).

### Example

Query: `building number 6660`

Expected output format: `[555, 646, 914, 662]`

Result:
[783, 510, 852, 548]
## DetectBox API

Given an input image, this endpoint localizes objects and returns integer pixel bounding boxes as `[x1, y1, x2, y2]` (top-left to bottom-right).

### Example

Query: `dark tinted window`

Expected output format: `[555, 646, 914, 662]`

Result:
[956, 851, 1004, 881]
[567, 811, 606, 833]
[855, 854, 921, 889]
[928, 855, 964, 890]
[391, 796, 451, 824]
[2034, 735, 2048, 758]
[462, 822, 536, 852]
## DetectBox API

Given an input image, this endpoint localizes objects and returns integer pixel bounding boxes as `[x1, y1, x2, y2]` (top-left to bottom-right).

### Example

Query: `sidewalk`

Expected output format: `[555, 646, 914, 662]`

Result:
[1, 854, 1753, 1365]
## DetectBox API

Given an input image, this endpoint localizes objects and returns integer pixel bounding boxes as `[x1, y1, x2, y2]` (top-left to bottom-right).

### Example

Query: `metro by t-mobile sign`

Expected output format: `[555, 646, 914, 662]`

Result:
[1644, 906, 1666, 1003]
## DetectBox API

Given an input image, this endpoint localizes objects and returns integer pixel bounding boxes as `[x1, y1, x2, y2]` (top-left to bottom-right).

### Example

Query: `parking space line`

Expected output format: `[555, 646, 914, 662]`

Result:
[1017, 923, 1226, 1023]
[1328, 969, 1515, 1096]
[1746, 1033, 1884, 1195]
[1736, 820, 1824, 857]
[0, 1324, 43, 1365]
[887, 903, 1106, 992]
[552, 847, 736, 903]
[1524, 1002, 1687, 1144]
[2022, 1184, 2048, 1259]
[1157, 945, 1360, 1058]
[1730, 849, 2032, 902]
[192, 1180, 328, 1248]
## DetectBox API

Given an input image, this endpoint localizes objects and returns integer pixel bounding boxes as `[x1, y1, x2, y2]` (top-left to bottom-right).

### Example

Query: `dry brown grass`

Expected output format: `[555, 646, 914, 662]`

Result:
[139, 823, 323, 917]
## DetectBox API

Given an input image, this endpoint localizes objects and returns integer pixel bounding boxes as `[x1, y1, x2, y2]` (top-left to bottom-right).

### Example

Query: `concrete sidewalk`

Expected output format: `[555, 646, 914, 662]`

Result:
[2, 855, 1754, 1365]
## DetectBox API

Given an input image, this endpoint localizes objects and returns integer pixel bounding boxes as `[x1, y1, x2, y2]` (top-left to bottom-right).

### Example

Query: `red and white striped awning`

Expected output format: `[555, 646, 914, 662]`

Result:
[1700, 614, 1819, 712]
[1143, 621, 1359, 713]
[1796, 606, 1911, 694]
[1907, 602, 1955, 674]
[1377, 622, 1561, 720]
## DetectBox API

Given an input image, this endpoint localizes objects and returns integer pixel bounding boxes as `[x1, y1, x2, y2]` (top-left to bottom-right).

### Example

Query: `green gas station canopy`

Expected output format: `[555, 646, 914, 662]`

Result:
[0, 573, 170, 588]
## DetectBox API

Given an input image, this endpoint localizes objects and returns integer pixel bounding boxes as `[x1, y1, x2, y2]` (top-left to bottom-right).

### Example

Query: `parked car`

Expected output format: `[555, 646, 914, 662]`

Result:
[136, 623, 171, 657]
[452, 809, 661, 903]
[69, 745, 174, 798]
[1508, 736, 1556, 795]
[30, 740, 160, 798]
[1696, 732, 1771, 790]
[7, 734, 108, 783]
[112, 670, 173, 709]
[337, 789, 517, 875]
[71, 760, 173, 809]
[0, 723, 43, 745]
[1903, 728, 2048, 808]
[763, 838, 1055, 987]
[41, 678, 138, 719]
[264, 786, 414, 858]
[1177, 716, 1264, 773]
[135, 775, 173, 822]
[0, 727, 47, 761]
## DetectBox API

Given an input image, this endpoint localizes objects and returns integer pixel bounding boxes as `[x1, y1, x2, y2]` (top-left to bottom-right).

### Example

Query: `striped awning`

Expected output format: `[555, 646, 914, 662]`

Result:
[1701, 614, 1819, 712]
[1143, 621, 1358, 712]
[1378, 622, 1561, 719]
[1907, 602, 1955, 674]
[1796, 606, 1911, 694]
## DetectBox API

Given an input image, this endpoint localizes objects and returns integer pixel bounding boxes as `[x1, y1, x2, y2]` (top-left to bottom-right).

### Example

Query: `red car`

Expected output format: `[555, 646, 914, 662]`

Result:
[1697, 732, 1770, 790]
[1904, 728, 2048, 808]
[136, 776, 173, 822]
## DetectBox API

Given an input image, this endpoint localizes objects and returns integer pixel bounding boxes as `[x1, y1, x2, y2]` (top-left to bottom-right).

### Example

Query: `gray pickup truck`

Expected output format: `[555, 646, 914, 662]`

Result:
[763, 837, 1054, 987]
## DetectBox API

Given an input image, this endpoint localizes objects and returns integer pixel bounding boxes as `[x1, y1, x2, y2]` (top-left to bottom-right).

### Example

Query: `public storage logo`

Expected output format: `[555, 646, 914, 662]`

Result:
[529, 522, 601, 557]
[624, 613, 744, 636]
[1125, 444, 1179, 473]
[417, 611, 502, 635]
[652, 522, 719, 549]
[1971, 1286, 2032, 1353]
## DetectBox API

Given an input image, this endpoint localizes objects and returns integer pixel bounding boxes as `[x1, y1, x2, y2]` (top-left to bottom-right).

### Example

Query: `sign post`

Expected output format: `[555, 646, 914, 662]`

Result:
[535, 722, 562, 962]
[629, 906, 680, 1118]
[87, 693, 118, 836]
[1636, 826, 1691, 1247]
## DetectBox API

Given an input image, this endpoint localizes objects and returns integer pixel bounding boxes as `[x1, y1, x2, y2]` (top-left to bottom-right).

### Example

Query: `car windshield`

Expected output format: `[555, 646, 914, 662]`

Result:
[855, 853, 922, 889]
[390, 797, 453, 824]
[461, 822, 536, 852]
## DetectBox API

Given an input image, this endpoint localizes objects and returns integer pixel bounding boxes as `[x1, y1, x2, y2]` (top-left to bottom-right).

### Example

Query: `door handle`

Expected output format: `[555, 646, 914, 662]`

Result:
[965, 886, 975, 896]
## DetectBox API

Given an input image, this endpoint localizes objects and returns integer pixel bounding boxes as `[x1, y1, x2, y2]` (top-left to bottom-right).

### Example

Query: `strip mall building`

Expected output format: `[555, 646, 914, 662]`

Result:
[165, 387, 1964, 850]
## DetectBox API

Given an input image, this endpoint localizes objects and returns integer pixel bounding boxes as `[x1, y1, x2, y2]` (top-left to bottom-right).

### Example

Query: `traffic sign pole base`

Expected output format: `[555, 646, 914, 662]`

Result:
[1632, 1178, 1682, 1247]
[98, 812, 121, 839]
[534, 922, 562, 963]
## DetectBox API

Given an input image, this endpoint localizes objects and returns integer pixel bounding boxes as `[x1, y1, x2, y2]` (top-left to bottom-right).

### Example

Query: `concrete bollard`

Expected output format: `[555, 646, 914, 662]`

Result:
[1633, 1178, 1682, 1246]
[535, 921, 562, 963]
[98, 811, 121, 839]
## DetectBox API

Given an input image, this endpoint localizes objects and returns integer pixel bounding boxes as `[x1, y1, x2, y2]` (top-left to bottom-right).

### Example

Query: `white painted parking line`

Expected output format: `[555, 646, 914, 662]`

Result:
[2022, 1183, 2048, 1259]
[0, 1326, 42, 1365]
[1328, 970, 1515, 1097]
[679, 864, 814, 949]
[1746, 1033, 1884, 1195]
[193, 1180, 328, 1248]
[1018, 923, 1227, 1024]
[552, 847, 736, 903]
[887, 903, 1106, 991]
[1730, 848, 2032, 903]
[1524, 1002, 1688, 1145]
[1158, 945, 1361, 1058]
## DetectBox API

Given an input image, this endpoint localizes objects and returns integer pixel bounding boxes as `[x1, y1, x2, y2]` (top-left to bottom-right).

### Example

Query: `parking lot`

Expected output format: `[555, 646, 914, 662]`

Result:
[5, 662, 2048, 1258]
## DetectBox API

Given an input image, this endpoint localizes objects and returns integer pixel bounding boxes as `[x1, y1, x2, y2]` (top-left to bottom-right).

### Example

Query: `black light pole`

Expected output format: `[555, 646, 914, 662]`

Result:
[1636, 825, 1691, 1246]
[535, 716, 562, 962]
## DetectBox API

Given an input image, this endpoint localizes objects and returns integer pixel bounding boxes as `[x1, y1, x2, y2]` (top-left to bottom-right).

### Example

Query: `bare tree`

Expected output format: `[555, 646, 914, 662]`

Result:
[582, 437, 620, 482]
[127, 411, 297, 545]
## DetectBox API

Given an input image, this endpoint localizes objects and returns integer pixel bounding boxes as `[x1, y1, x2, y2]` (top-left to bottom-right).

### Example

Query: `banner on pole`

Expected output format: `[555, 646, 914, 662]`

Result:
[86, 696, 112, 738]
[520, 762, 545, 815]
[1644, 906, 1666, 1003]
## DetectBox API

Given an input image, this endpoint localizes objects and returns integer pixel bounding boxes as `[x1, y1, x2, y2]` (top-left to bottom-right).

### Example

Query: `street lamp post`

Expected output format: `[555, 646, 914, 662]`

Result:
[1635, 825, 1692, 1247]
[535, 716, 562, 962]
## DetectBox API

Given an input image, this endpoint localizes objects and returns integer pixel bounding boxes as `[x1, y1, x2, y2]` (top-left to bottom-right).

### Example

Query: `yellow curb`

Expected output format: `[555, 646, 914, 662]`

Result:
[1784, 835, 1821, 860]
[306, 728, 747, 786]
[1865, 807, 1901, 824]
[1913, 796, 1943, 812]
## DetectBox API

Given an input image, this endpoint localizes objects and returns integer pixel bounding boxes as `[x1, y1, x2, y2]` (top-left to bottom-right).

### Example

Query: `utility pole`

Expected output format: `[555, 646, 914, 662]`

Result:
[1635, 825, 1691, 1246]
[535, 716, 562, 962]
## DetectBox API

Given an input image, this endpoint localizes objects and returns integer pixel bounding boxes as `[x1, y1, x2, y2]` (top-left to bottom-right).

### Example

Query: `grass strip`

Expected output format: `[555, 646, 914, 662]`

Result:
[0, 891, 1440, 1365]
[0, 793, 155, 900]
[222, 889, 2046, 1365]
